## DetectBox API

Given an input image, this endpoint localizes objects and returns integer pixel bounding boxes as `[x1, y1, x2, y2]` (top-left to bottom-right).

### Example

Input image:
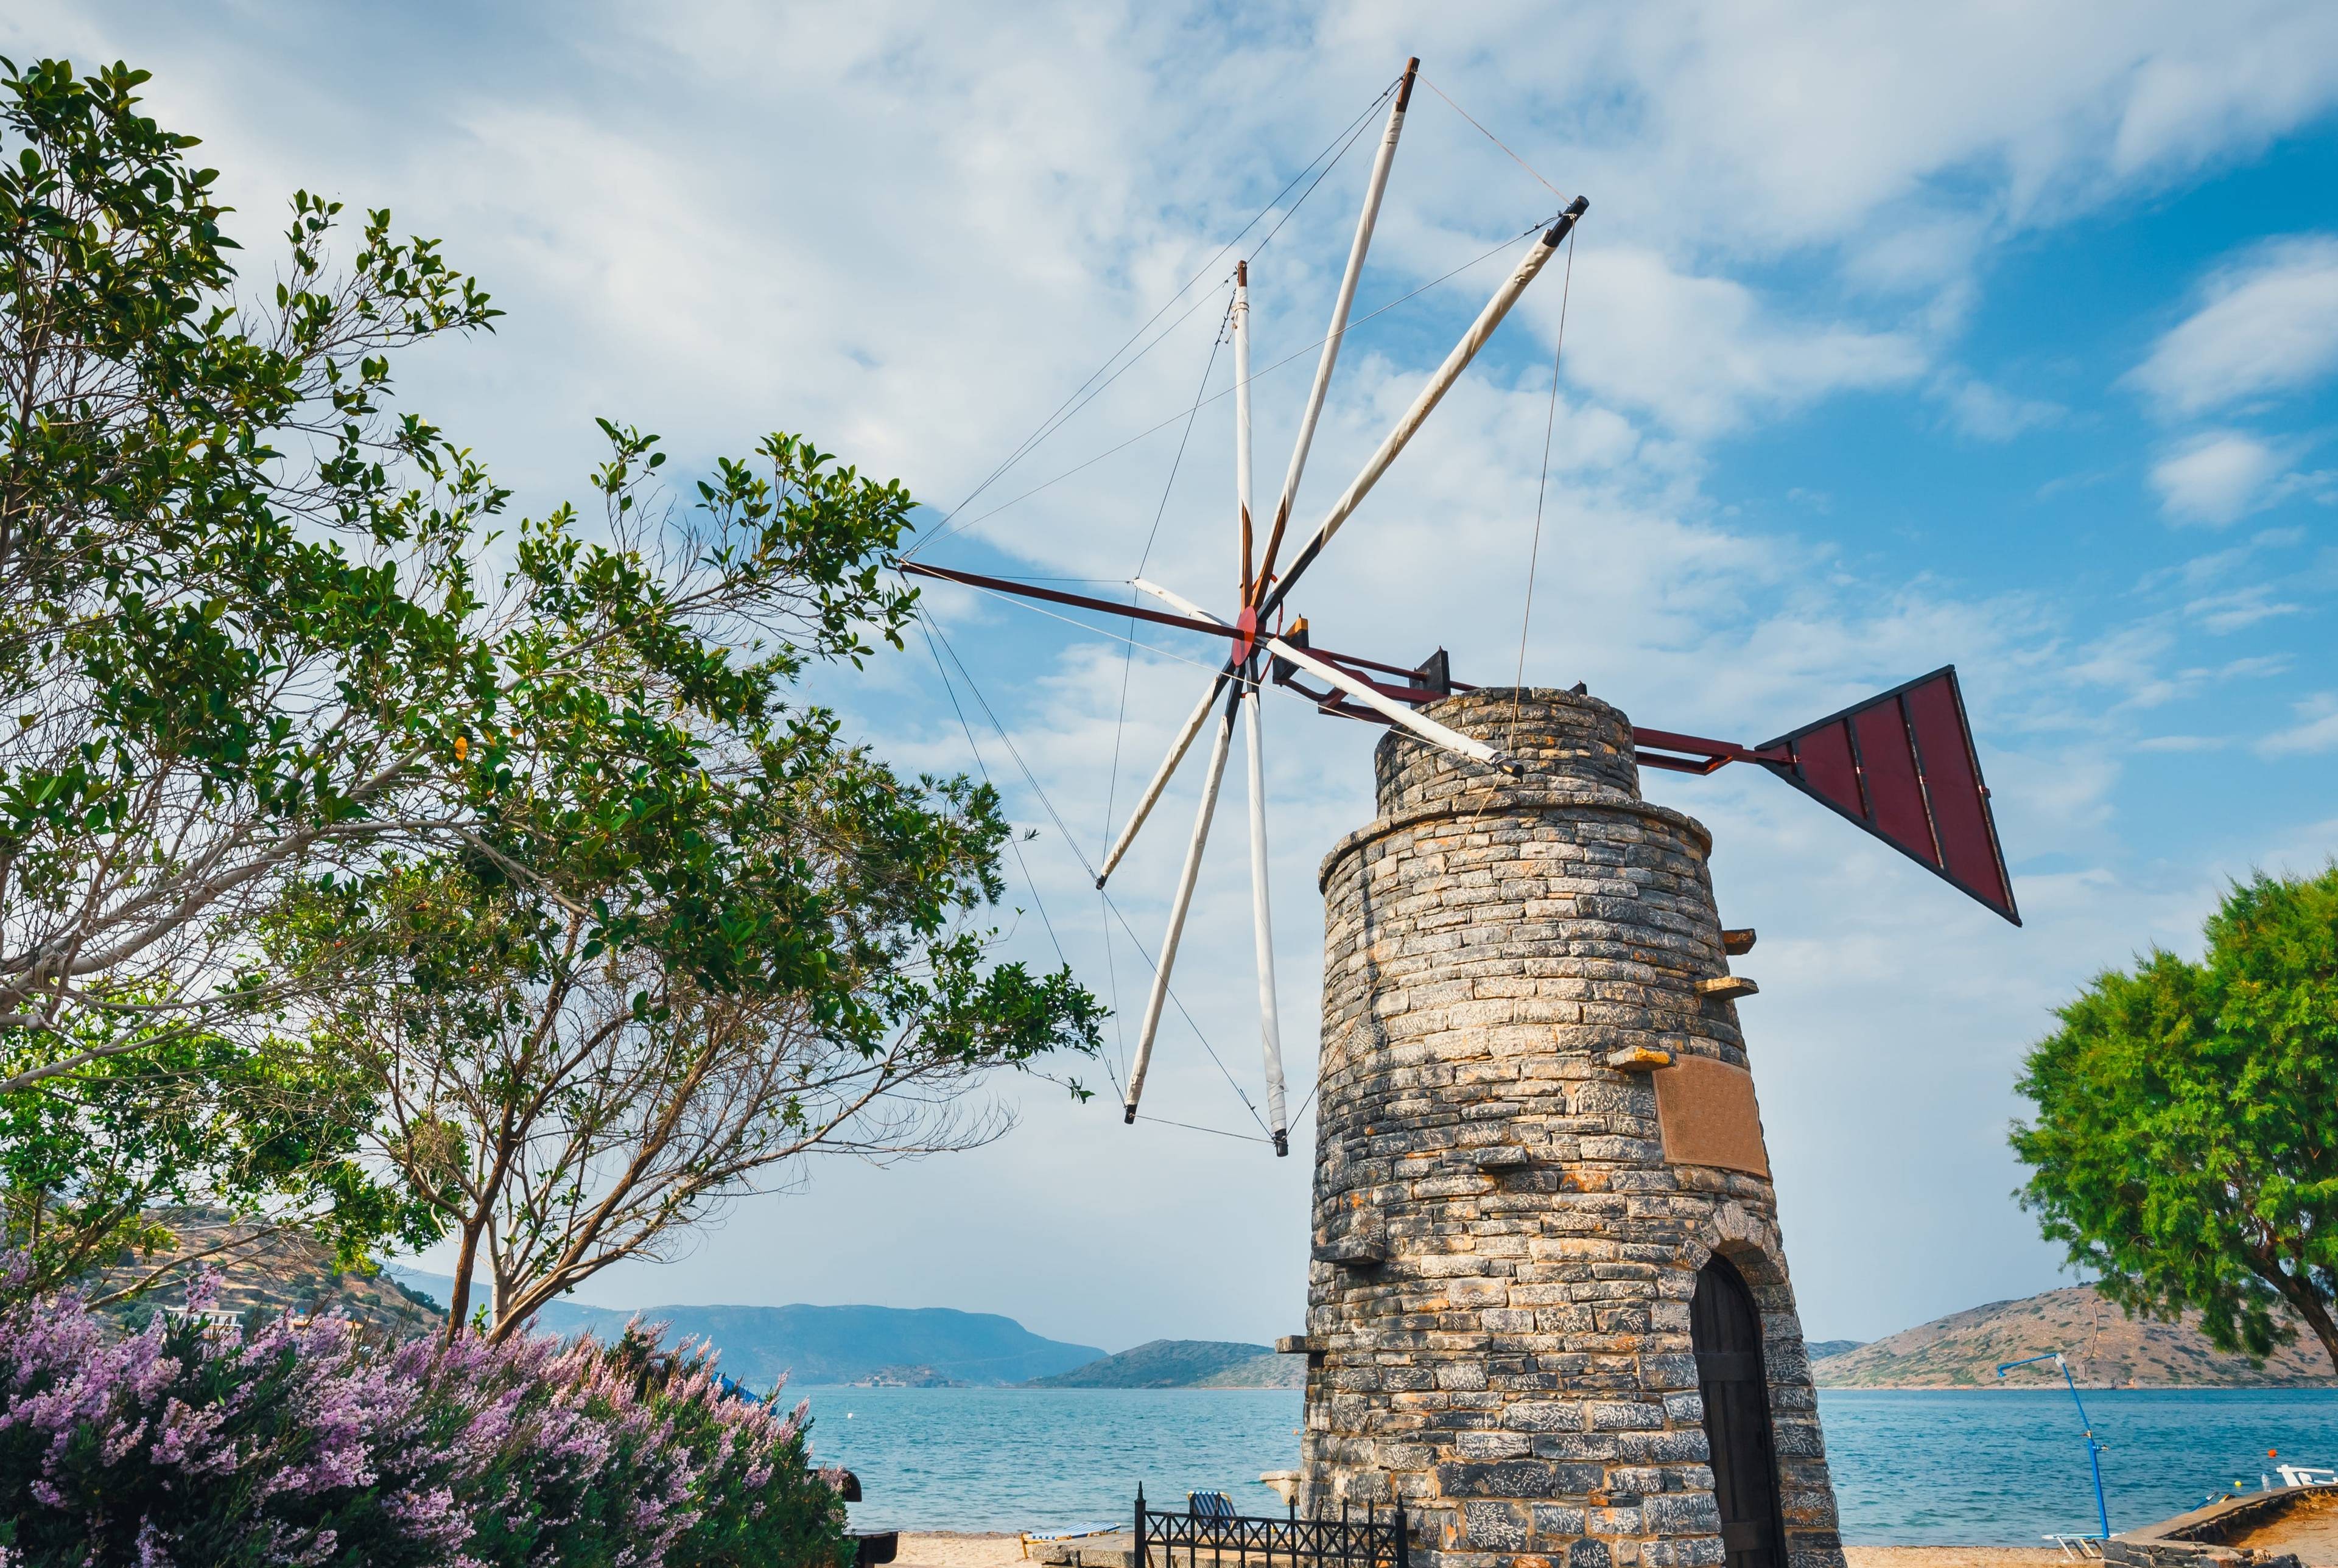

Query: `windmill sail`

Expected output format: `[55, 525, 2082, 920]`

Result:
[1758, 666, 2020, 925]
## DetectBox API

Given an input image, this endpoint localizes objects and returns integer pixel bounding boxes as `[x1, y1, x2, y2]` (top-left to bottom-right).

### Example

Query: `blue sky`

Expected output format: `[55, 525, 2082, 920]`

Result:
[24, 2, 2336, 1350]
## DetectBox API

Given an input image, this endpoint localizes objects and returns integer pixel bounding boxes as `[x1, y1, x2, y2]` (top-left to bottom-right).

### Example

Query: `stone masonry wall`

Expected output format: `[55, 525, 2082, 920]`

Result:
[1301, 688, 1845, 1568]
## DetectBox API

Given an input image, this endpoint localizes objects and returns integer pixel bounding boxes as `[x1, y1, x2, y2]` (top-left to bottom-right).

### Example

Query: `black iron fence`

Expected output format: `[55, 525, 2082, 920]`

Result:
[1132, 1488, 1409, 1568]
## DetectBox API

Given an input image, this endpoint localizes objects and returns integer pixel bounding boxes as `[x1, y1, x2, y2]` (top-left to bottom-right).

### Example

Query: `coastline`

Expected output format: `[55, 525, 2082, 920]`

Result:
[890, 1538, 2073, 1568]
[1818, 1382, 2337, 1391]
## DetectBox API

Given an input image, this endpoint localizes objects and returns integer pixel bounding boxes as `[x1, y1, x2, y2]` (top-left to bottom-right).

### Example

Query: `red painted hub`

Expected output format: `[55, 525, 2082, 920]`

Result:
[1235, 604, 1260, 663]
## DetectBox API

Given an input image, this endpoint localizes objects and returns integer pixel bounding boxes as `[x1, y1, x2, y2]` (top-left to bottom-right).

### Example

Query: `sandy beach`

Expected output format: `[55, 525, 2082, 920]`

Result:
[891, 1535, 2069, 1568]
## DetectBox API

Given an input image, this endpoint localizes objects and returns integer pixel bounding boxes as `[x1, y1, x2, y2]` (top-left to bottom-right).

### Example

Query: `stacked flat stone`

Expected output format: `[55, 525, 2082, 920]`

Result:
[1301, 688, 1845, 1568]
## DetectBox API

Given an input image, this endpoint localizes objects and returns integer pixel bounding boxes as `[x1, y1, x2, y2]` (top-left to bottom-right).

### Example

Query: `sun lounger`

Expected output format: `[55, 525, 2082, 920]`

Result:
[1188, 1493, 1237, 1520]
[1020, 1524, 1120, 1560]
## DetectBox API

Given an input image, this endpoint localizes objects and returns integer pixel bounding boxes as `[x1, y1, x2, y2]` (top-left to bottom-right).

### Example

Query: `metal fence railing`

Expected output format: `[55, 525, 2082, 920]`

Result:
[1133, 1488, 1409, 1568]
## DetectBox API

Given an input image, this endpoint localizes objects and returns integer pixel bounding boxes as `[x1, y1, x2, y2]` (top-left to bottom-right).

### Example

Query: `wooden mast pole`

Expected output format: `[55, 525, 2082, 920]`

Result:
[1243, 686, 1288, 1153]
[1122, 693, 1239, 1122]
[1133, 575, 1515, 772]
[1097, 674, 1223, 886]
[1260, 197, 1587, 623]
[1266, 632, 1518, 772]
[1252, 56, 1418, 607]
[1232, 256, 1288, 1155]
[1235, 259, 1255, 602]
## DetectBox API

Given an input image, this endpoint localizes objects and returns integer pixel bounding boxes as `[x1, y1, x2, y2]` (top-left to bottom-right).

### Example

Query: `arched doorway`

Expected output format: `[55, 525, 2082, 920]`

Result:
[1691, 1255, 1787, 1568]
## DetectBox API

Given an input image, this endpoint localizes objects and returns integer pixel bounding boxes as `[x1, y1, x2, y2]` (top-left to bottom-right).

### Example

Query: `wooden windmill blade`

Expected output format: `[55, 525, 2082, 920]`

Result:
[1753, 665, 2021, 925]
[1122, 689, 1241, 1120]
[1252, 58, 1419, 608]
[1241, 684, 1288, 1155]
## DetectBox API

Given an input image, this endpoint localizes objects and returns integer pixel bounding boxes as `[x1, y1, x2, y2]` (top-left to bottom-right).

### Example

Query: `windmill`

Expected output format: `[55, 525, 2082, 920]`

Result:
[901, 57, 2018, 1157]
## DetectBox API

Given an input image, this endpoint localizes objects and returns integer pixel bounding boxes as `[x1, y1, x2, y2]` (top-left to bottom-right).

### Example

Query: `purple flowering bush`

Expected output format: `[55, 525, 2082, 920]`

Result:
[0, 1272, 852, 1567]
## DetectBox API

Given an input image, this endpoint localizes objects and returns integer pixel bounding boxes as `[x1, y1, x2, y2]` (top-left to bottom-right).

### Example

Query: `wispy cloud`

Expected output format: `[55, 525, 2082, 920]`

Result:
[2183, 585, 2305, 633]
[2259, 693, 2338, 757]
[1931, 372, 2064, 441]
[2148, 429, 2291, 525]
[2127, 234, 2338, 417]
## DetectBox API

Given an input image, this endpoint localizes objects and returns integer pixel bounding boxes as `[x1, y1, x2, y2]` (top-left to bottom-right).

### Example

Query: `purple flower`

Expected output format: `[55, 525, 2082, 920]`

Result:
[0, 1251, 841, 1566]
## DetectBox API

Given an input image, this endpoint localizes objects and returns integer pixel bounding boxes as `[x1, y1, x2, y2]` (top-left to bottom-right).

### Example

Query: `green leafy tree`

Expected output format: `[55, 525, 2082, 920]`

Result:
[0, 56, 1097, 1298]
[0, 56, 504, 1090]
[2012, 865, 2338, 1371]
[0, 54, 505, 1284]
[273, 439, 1101, 1335]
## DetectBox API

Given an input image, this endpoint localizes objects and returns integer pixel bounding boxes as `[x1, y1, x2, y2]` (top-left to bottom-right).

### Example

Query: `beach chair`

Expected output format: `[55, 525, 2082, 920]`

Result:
[1188, 1492, 1237, 1521]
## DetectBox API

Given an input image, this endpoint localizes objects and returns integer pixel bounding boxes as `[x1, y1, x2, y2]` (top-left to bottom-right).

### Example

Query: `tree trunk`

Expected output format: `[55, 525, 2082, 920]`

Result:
[443, 1220, 485, 1343]
[2267, 1265, 2338, 1376]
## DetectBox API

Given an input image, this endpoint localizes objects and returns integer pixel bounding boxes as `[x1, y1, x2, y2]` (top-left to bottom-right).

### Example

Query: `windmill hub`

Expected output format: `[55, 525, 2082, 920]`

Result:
[1301, 686, 1847, 1568]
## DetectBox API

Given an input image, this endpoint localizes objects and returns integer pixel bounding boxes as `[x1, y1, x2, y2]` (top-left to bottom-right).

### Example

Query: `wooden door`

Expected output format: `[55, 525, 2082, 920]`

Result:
[1691, 1256, 1786, 1568]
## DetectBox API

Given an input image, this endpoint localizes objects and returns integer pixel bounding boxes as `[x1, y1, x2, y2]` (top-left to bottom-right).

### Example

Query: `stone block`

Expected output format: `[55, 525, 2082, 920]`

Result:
[1435, 1460, 1606, 1498]
[1643, 1494, 1722, 1535]
[1529, 1433, 1621, 1463]
[1586, 1401, 1665, 1430]
[1464, 1502, 1532, 1550]
[1531, 1505, 1590, 1536]
[1454, 1430, 1535, 1460]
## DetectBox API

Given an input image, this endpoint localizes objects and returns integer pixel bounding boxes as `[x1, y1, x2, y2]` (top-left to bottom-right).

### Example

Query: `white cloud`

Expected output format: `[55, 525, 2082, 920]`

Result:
[2149, 429, 2289, 525]
[2183, 585, 2305, 633]
[2259, 694, 2338, 757]
[2129, 234, 2338, 416]
[2111, 13, 2338, 177]
[1547, 245, 1926, 436]
[1931, 373, 2065, 441]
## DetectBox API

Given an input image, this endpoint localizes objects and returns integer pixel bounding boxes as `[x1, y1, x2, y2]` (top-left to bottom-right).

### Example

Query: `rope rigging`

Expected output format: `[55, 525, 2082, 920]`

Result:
[1420, 75, 1571, 203]
[907, 75, 1403, 560]
[1511, 223, 1578, 753]
[918, 608, 1270, 1137]
[1104, 293, 1235, 857]
[932, 212, 1569, 542]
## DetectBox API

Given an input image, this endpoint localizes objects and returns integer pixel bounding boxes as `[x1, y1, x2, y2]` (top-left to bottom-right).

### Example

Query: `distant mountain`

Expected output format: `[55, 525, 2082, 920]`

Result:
[1027, 1339, 1302, 1389]
[1813, 1284, 2335, 1388]
[1804, 1339, 1865, 1361]
[388, 1269, 1101, 1388]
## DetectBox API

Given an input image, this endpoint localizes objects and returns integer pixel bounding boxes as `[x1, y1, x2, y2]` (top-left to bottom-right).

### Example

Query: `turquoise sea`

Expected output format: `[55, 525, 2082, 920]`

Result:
[804, 1386, 2338, 1543]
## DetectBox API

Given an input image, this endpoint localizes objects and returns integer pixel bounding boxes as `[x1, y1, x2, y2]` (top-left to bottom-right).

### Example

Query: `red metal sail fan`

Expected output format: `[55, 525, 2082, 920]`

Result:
[1630, 667, 2018, 925]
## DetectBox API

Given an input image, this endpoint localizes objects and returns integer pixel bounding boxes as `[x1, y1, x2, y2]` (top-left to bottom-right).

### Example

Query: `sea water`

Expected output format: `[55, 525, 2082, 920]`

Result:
[803, 1385, 2338, 1542]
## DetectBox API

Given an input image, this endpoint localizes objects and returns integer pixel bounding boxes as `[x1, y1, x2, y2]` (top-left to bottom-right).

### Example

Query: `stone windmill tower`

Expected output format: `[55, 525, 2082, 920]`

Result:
[1292, 688, 1847, 1568]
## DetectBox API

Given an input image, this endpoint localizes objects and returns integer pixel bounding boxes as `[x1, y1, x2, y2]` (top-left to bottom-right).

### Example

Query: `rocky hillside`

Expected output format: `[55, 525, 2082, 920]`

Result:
[1812, 1284, 2334, 1387]
[1026, 1339, 1304, 1388]
[86, 1212, 443, 1339]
